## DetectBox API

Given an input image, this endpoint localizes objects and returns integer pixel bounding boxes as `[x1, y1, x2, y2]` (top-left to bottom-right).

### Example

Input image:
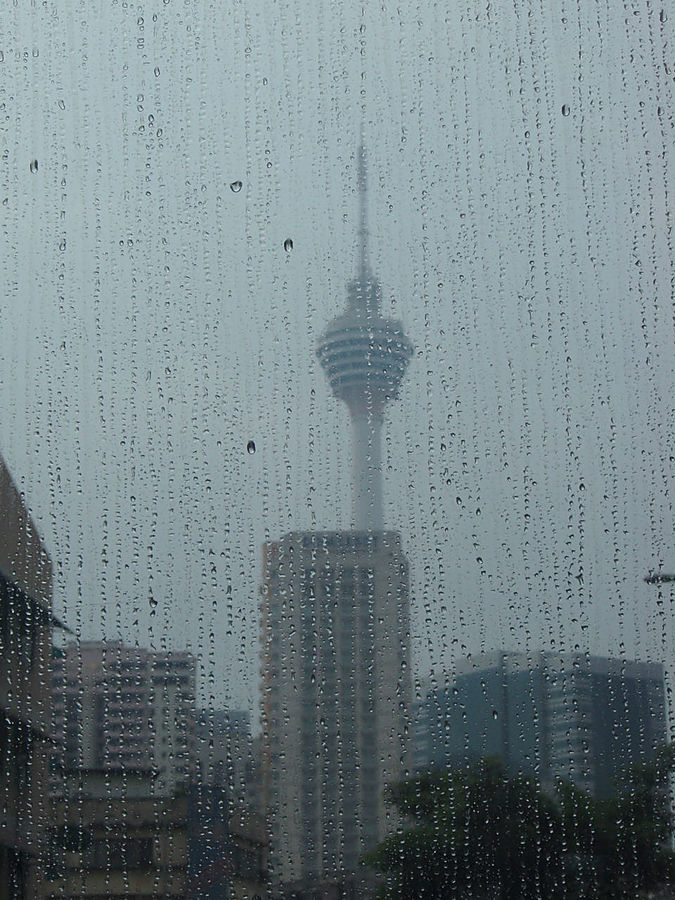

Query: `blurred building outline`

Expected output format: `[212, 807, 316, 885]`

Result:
[416, 650, 666, 797]
[51, 639, 196, 798]
[0, 454, 62, 897]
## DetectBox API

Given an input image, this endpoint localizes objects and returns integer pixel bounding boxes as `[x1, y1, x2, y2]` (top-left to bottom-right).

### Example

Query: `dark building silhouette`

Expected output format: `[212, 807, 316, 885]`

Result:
[0, 455, 58, 897]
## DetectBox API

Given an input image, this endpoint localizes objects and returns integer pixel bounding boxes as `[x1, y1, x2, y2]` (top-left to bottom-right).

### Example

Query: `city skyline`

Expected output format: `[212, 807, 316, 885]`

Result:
[0, 0, 672, 715]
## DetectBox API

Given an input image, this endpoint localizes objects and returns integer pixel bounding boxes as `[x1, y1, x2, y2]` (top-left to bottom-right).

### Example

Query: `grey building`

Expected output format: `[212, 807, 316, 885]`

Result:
[41, 768, 189, 898]
[261, 531, 411, 894]
[411, 676, 434, 773]
[421, 651, 666, 797]
[195, 708, 261, 808]
[0, 454, 58, 897]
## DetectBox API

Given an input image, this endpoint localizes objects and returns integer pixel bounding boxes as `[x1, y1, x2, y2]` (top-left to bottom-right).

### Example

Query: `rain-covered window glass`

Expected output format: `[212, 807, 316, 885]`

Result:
[0, 2, 673, 899]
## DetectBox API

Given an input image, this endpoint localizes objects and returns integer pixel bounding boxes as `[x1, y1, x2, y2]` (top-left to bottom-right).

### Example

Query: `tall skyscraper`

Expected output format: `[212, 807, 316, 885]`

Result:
[262, 148, 413, 897]
[419, 651, 666, 797]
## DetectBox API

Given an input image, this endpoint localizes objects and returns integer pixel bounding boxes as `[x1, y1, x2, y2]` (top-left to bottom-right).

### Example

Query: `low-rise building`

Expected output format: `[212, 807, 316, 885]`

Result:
[41, 768, 188, 898]
[185, 787, 269, 899]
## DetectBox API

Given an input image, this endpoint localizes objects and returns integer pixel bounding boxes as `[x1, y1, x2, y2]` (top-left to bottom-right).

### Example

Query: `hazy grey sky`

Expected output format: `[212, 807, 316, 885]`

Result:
[1, 0, 673, 712]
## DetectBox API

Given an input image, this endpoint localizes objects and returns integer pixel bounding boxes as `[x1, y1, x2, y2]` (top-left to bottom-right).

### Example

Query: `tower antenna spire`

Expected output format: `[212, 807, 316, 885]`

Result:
[357, 141, 369, 278]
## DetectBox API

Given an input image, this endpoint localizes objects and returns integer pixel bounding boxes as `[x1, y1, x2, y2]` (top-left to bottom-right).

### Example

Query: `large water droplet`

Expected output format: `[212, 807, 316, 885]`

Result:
[247, 440, 256, 454]
[29, 159, 38, 174]
[284, 238, 293, 252]
[58, 99, 65, 110]
[561, 104, 571, 117]
[154, 66, 161, 77]
[230, 180, 242, 193]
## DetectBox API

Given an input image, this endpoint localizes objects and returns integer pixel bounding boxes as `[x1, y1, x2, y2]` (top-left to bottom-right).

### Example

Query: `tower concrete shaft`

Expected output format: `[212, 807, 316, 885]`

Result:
[317, 145, 413, 531]
[352, 413, 383, 532]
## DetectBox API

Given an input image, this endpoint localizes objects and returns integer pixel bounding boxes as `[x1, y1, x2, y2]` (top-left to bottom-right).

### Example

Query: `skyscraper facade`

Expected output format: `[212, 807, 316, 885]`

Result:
[420, 651, 666, 797]
[261, 148, 414, 896]
[261, 532, 411, 892]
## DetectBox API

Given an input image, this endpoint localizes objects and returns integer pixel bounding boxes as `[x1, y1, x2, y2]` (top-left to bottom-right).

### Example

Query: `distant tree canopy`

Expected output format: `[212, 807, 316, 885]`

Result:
[363, 747, 675, 900]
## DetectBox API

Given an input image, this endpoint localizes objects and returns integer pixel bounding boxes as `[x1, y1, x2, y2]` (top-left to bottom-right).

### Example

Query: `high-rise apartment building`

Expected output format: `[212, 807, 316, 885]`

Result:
[261, 147, 414, 897]
[421, 651, 666, 797]
[51, 640, 196, 797]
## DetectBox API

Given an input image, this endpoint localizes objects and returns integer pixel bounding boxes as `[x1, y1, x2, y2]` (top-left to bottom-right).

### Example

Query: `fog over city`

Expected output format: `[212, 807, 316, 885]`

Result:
[1, 0, 672, 712]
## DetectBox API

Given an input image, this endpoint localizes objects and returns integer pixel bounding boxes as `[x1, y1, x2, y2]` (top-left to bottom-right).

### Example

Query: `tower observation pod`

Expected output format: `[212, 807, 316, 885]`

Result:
[317, 146, 413, 531]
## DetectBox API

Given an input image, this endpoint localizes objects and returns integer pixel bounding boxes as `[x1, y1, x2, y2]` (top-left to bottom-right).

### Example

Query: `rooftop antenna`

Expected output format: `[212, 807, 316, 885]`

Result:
[357, 135, 369, 279]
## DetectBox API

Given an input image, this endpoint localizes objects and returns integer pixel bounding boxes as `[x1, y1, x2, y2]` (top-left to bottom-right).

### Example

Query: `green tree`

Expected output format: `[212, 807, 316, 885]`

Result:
[364, 749, 675, 900]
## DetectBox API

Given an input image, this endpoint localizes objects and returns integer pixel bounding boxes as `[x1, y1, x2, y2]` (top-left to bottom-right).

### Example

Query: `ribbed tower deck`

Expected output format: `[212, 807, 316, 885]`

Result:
[316, 146, 413, 530]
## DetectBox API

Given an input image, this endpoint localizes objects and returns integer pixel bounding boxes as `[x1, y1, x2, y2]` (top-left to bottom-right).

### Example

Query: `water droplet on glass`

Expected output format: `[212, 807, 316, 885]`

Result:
[247, 440, 256, 454]
[59, 239, 66, 252]
[58, 99, 65, 110]
[561, 104, 571, 117]
[29, 159, 38, 174]
[284, 238, 293, 252]
[230, 180, 242, 193]
[492, 709, 499, 720]
[154, 66, 160, 77]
